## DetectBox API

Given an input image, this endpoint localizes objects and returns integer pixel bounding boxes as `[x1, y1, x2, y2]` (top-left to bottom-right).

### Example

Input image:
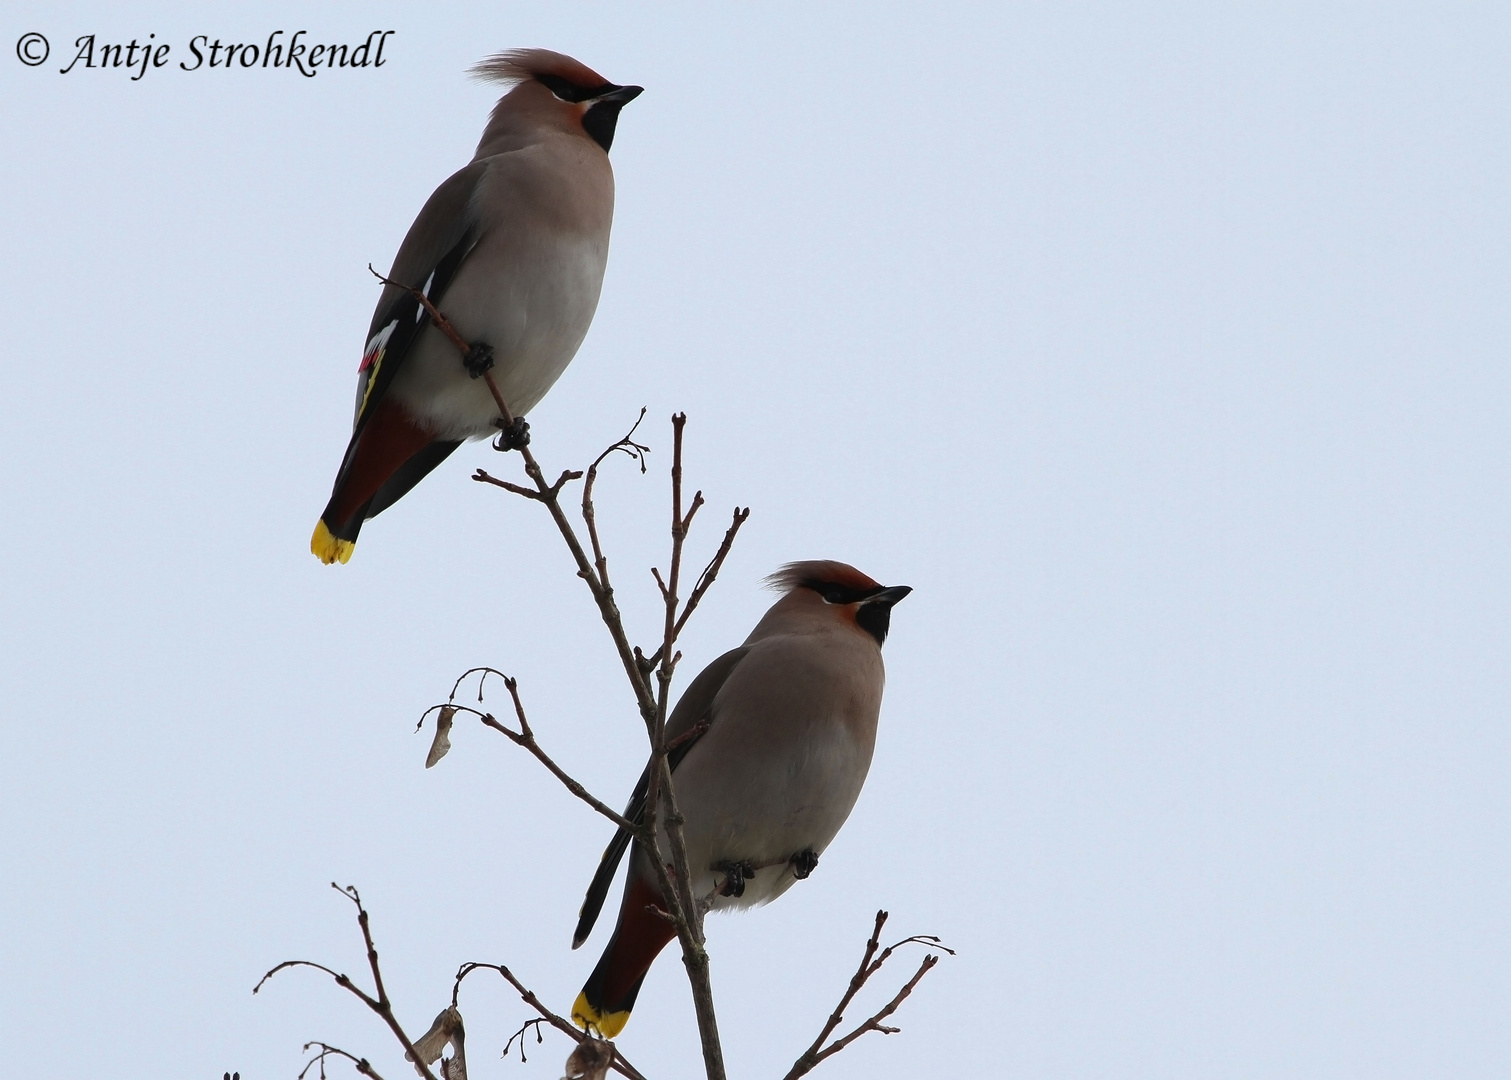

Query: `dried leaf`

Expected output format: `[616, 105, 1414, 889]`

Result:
[562, 1038, 614, 1080]
[426, 706, 456, 768]
[408, 1006, 464, 1068]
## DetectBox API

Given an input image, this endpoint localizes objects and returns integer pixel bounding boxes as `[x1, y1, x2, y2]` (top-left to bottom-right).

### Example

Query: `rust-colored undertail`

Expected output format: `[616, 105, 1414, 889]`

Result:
[311, 399, 446, 563]
[571, 874, 677, 1038]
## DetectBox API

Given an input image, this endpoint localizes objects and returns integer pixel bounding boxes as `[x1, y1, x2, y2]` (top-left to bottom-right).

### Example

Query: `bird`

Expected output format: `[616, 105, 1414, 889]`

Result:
[570, 561, 912, 1038]
[310, 49, 642, 564]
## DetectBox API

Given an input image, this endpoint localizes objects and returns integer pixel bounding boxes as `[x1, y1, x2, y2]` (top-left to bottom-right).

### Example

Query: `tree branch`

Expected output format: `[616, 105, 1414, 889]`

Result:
[262, 884, 648, 1080]
[781, 911, 952, 1080]
[642, 506, 750, 671]
[583, 408, 651, 594]
[472, 453, 659, 729]
[366, 280, 743, 1079]
[299, 1041, 388, 1080]
[640, 414, 726, 1078]
[381, 255, 657, 733]
[501, 1018, 546, 1063]
[470, 410, 746, 1078]
[416, 697, 633, 831]
[452, 963, 648, 1080]
[254, 884, 441, 1080]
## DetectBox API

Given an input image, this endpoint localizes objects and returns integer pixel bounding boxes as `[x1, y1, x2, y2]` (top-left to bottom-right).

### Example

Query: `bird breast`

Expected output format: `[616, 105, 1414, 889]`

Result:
[660, 631, 885, 910]
[388, 142, 614, 440]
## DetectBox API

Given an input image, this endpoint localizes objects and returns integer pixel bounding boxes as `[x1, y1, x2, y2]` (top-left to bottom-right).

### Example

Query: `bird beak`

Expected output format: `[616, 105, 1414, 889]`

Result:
[595, 84, 644, 106]
[866, 585, 913, 607]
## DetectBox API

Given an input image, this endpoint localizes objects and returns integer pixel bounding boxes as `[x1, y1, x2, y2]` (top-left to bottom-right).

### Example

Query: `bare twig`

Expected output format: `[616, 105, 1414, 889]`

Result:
[255, 884, 440, 1080]
[792, 911, 891, 1060]
[471, 472, 541, 499]
[447, 667, 509, 704]
[474, 468, 582, 501]
[641, 506, 750, 672]
[263, 884, 645, 1080]
[781, 911, 951, 1080]
[472, 450, 660, 730]
[368, 265, 471, 356]
[300, 1041, 388, 1080]
[638, 414, 726, 1078]
[492, 680, 639, 832]
[452, 964, 648, 1080]
[666, 720, 710, 754]
[501, 1018, 546, 1062]
[415, 697, 635, 833]
[583, 408, 651, 593]
[794, 954, 937, 1072]
[256, 959, 347, 992]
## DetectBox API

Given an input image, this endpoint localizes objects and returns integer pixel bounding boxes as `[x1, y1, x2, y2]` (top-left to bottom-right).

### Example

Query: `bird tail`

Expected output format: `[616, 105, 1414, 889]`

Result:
[572, 874, 676, 1038]
[310, 519, 357, 564]
[571, 981, 643, 1040]
[310, 398, 443, 564]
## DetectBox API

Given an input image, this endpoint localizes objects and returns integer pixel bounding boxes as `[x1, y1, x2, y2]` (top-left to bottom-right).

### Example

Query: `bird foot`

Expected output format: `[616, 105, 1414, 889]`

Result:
[716, 860, 756, 898]
[493, 415, 531, 451]
[463, 341, 495, 378]
[790, 847, 819, 880]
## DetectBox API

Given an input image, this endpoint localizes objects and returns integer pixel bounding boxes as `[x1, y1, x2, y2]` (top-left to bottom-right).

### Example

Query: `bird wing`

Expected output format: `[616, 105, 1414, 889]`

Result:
[571, 645, 753, 948]
[350, 160, 489, 435]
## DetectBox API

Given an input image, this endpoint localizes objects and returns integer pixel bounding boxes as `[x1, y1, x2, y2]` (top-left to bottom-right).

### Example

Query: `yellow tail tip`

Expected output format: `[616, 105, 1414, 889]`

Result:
[310, 520, 355, 565]
[572, 991, 630, 1038]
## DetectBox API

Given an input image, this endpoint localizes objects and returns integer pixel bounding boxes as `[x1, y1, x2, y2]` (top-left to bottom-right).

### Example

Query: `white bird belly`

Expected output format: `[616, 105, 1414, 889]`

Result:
[669, 717, 874, 911]
[387, 234, 607, 440]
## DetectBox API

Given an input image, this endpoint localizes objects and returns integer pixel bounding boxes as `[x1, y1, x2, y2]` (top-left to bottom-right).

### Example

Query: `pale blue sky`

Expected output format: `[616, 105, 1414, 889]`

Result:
[2, 4, 1508, 1077]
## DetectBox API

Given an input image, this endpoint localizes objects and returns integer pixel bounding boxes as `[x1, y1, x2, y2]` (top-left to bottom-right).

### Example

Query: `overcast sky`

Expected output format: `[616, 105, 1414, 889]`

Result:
[3, 3, 1509, 1078]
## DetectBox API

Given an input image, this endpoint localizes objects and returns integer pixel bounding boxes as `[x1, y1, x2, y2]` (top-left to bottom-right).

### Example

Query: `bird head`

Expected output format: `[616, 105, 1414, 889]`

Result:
[471, 49, 643, 153]
[767, 560, 913, 647]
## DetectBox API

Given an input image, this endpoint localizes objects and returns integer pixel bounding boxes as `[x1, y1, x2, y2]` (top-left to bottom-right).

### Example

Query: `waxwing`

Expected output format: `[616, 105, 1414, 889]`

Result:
[311, 49, 642, 564]
[571, 561, 912, 1037]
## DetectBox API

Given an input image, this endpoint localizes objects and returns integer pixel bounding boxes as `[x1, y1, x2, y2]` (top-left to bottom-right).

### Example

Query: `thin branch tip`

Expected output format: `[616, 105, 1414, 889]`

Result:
[781, 911, 949, 1080]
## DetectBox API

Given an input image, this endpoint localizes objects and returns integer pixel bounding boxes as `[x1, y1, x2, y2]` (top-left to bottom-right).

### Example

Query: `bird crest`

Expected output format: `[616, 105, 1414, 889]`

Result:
[468, 48, 609, 91]
[765, 560, 883, 595]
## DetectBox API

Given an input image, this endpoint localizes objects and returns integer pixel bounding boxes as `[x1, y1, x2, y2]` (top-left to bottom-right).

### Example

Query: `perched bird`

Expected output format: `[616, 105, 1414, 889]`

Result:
[311, 49, 642, 564]
[571, 561, 912, 1037]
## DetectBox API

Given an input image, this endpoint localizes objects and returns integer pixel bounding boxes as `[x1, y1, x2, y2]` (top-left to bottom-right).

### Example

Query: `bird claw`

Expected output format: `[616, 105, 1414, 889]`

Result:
[493, 416, 531, 451]
[790, 847, 819, 880]
[716, 860, 755, 898]
[463, 341, 495, 378]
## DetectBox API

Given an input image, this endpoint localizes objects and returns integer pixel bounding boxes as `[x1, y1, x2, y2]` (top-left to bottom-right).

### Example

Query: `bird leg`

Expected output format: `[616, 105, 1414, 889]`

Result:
[492, 415, 531, 451]
[715, 860, 756, 898]
[789, 847, 820, 880]
[463, 348, 529, 451]
[462, 341, 495, 378]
